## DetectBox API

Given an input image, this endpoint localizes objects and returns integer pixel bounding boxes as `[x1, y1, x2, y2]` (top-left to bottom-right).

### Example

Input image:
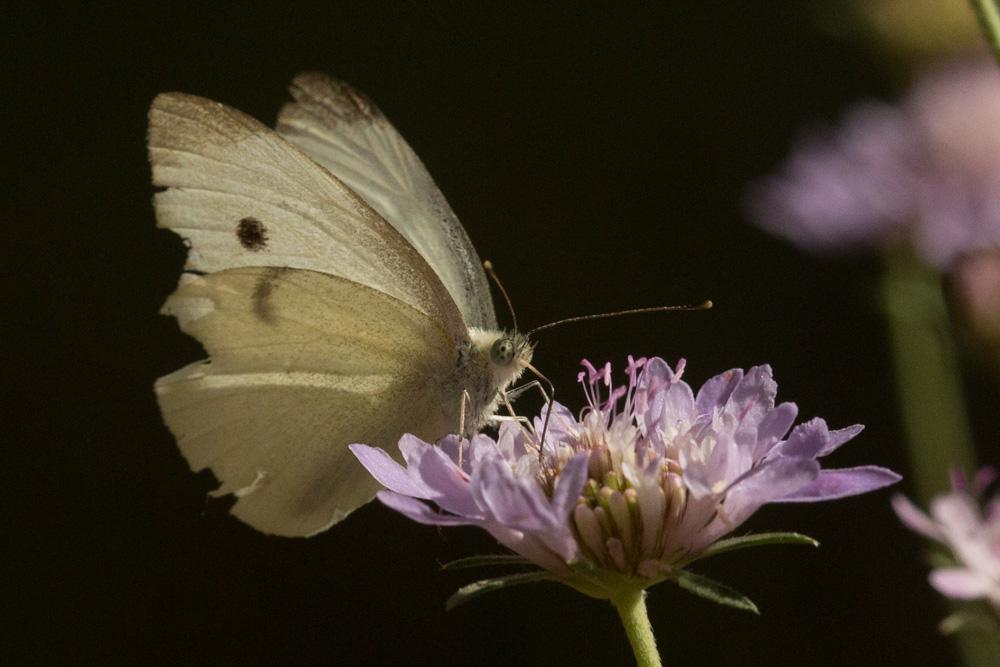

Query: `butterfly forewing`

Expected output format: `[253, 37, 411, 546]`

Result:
[276, 72, 497, 330]
[149, 92, 466, 339]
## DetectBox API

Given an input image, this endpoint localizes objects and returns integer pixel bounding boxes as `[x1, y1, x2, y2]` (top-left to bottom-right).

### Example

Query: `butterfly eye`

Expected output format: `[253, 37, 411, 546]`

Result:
[490, 337, 515, 365]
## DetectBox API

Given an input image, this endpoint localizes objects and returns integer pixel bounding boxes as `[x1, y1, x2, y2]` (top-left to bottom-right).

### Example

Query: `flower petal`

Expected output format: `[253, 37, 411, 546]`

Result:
[639, 357, 679, 431]
[892, 493, 943, 541]
[816, 424, 864, 457]
[752, 401, 798, 460]
[725, 365, 777, 431]
[725, 457, 821, 516]
[775, 466, 901, 502]
[551, 453, 590, 518]
[929, 567, 997, 600]
[486, 525, 575, 573]
[472, 459, 556, 531]
[349, 444, 433, 499]
[695, 368, 743, 415]
[408, 443, 482, 517]
[774, 417, 830, 459]
[376, 491, 476, 526]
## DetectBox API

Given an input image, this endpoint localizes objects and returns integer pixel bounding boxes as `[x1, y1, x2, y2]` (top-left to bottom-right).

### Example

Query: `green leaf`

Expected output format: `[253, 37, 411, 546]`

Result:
[441, 554, 534, 570]
[687, 532, 819, 564]
[675, 570, 760, 614]
[445, 571, 556, 611]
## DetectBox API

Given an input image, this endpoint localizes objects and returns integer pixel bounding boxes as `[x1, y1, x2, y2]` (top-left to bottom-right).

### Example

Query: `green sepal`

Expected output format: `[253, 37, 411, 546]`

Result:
[440, 554, 534, 570]
[940, 605, 1000, 636]
[445, 571, 556, 611]
[675, 570, 760, 614]
[685, 531, 819, 565]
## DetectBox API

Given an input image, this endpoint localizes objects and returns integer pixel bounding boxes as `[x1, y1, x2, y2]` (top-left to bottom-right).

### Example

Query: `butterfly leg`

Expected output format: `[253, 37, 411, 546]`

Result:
[489, 414, 533, 428]
[492, 388, 537, 446]
[456, 389, 472, 467]
[504, 380, 551, 405]
[503, 379, 557, 455]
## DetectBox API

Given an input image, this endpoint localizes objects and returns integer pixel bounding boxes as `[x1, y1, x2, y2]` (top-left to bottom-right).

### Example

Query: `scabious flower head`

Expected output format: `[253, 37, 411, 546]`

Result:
[893, 468, 1000, 610]
[351, 358, 900, 598]
[746, 58, 1000, 272]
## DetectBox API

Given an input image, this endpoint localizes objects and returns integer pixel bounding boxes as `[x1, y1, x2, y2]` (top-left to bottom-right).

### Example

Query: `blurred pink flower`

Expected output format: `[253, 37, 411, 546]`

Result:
[954, 250, 1000, 353]
[893, 468, 1000, 609]
[746, 58, 1000, 271]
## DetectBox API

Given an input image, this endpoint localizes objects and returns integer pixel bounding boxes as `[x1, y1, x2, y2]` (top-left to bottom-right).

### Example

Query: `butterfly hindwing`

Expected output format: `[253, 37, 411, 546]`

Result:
[157, 267, 460, 536]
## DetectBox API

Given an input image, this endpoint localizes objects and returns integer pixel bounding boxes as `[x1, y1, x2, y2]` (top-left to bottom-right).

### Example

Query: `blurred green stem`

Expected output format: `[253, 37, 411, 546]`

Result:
[880, 250, 975, 502]
[612, 589, 661, 667]
[881, 251, 993, 666]
[970, 0, 1000, 66]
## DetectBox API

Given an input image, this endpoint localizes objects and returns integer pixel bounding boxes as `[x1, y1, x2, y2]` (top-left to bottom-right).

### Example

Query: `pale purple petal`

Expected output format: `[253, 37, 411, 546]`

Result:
[486, 525, 576, 572]
[724, 457, 821, 520]
[349, 444, 433, 499]
[725, 365, 777, 431]
[640, 358, 684, 432]
[661, 379, 696, 429]
[752, 401, 798, 459]
[472, 459, 556, 531]
[551, 453, 589, 518]
[376, 491, 476, 526]
[929, 568, 996, 600]
[436, 435, 468, 470]
[695, 368, 743, 415]
[407, 443, 480, 517]
[775, 466, 902, 502]
[398, 433, 434, 466]
[931, 493, 984, 535]
[892, 494, 943, 541]
[932, 495, 1000, 578]
[974, 466, 998, 494]
[534, 401, 578, 444]
[470, 432, 504, 467]
[774, 417, 830, 459]
[816, 424, 864, 457]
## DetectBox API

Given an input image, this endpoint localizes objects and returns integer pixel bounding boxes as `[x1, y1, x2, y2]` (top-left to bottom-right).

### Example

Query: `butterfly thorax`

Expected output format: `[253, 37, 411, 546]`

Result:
[450, 327, 533, 435]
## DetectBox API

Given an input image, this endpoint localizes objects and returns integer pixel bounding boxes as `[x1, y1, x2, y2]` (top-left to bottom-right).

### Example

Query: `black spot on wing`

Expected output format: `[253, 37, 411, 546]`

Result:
[237, 217, 268, 251]
[252, 267, 288, 323]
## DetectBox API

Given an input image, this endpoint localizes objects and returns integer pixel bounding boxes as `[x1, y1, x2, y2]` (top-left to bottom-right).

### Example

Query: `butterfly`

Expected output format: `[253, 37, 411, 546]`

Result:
[150, 73, 534, 537]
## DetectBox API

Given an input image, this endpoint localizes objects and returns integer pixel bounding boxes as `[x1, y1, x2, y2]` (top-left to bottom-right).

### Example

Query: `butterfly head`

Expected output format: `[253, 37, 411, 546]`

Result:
[489, 331, 533, 367]
[468, 328, 534, 391]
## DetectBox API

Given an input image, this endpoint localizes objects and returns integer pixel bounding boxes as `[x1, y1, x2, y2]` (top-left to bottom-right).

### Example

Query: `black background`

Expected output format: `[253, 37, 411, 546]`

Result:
[8, 3, 999, 665]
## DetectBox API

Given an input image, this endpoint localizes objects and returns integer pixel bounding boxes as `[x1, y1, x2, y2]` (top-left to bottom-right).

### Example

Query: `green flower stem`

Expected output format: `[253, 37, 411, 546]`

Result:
[881, 251, 992, 667]
[612, 589, 662, 667]
[970, 0, 1000, 67]
[880, 250, 976, 502]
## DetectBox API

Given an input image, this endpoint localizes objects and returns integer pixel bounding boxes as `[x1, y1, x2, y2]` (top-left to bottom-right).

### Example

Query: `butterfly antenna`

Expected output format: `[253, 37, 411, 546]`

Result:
[527, 301, 713, 337]
[483, 260, 518, 332]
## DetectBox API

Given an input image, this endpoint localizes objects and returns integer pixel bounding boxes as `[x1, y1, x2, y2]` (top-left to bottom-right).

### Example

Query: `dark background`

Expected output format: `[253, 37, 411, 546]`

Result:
[8, 2, 999, 665]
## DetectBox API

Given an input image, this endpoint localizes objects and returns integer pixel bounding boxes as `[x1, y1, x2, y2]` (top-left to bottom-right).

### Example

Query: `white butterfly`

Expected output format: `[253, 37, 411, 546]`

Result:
[150, 73, 533, 537]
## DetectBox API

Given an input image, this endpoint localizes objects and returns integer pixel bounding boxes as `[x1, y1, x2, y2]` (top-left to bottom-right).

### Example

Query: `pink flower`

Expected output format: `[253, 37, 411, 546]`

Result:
[893, 468, 1000, 609]
[953, 250, 1000, 356]
[351, 358, 900, 598]
[746, 58, 1000, 272]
